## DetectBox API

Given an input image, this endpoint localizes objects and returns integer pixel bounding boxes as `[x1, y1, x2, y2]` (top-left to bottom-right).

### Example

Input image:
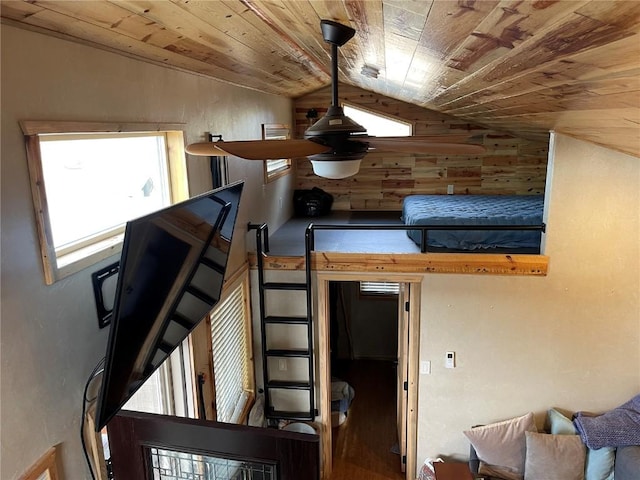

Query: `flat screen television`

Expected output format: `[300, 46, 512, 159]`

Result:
[95, 181, 244, 430]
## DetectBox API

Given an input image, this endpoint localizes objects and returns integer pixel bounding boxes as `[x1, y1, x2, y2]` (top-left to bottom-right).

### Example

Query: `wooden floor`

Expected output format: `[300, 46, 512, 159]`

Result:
[329, 360, 404, 480]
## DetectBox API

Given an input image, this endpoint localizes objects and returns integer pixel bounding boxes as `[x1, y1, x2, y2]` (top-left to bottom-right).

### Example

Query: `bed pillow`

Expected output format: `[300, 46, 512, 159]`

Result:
[524, 432, 586, 480]
[547, 408, 615, 480]
[464, 412, 537, 480]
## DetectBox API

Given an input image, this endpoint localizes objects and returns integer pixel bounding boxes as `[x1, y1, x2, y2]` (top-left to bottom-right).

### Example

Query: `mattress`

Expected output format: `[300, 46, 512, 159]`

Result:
[402, 195, 544, 251]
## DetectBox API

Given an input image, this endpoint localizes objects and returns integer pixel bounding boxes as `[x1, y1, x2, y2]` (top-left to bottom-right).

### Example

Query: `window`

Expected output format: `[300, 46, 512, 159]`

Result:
[262, 123, 292, 183]
[21, 121, 188, 285]
[360, 281, 400, 296]
[124, 338, 196, 419]
[343, 103, 412, 136]
[210, 269, 254, 423]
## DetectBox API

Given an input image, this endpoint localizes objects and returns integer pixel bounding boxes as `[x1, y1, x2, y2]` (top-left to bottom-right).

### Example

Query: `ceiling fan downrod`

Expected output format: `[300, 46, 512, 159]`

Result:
[304, 20, 367, 179]
[320, 20, 354, 108]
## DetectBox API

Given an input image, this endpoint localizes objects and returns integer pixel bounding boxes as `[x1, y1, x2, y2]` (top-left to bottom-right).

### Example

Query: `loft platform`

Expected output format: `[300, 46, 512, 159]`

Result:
[248, 212, 549, 276]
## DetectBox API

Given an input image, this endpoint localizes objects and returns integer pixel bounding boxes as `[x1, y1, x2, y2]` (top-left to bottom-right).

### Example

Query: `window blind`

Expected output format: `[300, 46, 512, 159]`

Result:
[210, 281, 250, 423]
[359, 281, 400, 295]
[266, 158, 290, 174]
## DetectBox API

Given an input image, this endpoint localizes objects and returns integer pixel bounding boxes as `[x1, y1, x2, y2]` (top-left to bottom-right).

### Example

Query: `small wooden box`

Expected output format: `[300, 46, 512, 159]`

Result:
[433, 462, 474, 480]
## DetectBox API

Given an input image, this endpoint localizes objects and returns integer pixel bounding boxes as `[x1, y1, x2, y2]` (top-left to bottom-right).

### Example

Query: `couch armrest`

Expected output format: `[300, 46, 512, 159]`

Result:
[615, 446, 640, 480]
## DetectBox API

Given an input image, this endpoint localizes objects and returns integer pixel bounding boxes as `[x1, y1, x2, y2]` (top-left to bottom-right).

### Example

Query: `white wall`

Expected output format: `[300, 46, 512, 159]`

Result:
[0, 25, 294, 479]
[416, 133, 640, 469]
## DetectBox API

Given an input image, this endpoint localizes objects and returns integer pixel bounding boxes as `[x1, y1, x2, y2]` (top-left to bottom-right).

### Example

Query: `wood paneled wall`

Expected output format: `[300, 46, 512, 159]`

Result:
[294, 84, 549, 211]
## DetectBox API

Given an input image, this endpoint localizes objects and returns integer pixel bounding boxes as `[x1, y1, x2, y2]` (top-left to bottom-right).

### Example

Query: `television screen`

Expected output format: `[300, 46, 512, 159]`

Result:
[95, 181, 244, 430]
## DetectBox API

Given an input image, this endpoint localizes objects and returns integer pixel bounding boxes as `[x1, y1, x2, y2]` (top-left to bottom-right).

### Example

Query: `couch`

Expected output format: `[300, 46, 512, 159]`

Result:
[470, 441, 640, 480]
[464, 406, 640, 480]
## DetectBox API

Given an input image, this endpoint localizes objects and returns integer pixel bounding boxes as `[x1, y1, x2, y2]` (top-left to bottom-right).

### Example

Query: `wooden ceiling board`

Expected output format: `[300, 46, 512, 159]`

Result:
[1, 0, 638, 158]
[111, 0, 329, 94]
[419, 0, 499, 60]
[1, 0, 297, 94]
[246, 1, 330, 67]
[442, 1, 584, 75]
[430, 5, 608, 106]
[344, 0, 386, 71]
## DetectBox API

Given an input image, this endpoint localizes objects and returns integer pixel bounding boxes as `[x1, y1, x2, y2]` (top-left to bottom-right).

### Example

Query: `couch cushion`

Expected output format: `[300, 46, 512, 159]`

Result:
[463, 412, 536, 480]
[524, 432, 586, 480]
[615, 446, 640, 480]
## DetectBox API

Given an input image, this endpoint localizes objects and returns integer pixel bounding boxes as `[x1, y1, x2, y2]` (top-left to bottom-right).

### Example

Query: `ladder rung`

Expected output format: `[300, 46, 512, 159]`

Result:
[185, 285, 216, 305]
[267, 380, 312, 390]
[265, 316, 309, 325]
[266, 349, 310, 358]
[158, 340, 173, 354]
[264, 282, 307, 291]
[172, 312, 195, 330]
[267, 409, 315, 421]
[199, 256, 225, 274]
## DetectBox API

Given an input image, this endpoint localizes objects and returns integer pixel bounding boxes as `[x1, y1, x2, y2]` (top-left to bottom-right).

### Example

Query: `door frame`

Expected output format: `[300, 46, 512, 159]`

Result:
[316, 272, 422, 480]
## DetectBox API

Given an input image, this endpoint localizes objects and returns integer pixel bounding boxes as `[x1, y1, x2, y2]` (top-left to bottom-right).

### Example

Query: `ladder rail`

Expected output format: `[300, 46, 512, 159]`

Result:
[304, 223, 315, 420]
[248, 223, 270, 419]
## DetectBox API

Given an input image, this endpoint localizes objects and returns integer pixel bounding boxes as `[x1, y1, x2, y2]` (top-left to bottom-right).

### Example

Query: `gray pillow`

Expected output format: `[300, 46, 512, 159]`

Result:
[524, 432, 586, 480]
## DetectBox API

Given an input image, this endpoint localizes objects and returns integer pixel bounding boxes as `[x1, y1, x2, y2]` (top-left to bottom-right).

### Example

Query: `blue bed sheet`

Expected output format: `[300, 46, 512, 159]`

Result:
[402, 195, 544, 251]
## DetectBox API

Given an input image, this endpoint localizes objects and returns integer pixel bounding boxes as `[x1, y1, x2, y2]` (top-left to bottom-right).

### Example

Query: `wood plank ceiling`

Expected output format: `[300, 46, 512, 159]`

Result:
[2, 0, 639, 158]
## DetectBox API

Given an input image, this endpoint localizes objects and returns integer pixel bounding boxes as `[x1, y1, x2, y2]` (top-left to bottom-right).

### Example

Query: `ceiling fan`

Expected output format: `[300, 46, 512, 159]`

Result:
[186, 20, 485, 179]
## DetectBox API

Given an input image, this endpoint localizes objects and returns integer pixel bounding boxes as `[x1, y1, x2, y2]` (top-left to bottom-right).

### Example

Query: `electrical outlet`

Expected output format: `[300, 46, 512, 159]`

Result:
[278, 359, 287, 371]
[447, 184, 454, 195]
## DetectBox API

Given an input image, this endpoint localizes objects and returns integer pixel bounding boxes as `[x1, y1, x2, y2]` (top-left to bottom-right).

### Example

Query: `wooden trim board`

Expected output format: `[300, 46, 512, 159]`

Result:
[19, 446, 61, 480]
[249, 252, 549, 276]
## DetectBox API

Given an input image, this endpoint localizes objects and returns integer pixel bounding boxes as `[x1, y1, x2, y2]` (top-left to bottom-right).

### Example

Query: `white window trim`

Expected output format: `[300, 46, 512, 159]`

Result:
[21, 121, 189, 285]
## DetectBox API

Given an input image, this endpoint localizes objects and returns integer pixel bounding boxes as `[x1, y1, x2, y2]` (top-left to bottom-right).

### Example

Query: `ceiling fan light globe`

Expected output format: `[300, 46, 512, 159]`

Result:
[311, 160, 361, 179]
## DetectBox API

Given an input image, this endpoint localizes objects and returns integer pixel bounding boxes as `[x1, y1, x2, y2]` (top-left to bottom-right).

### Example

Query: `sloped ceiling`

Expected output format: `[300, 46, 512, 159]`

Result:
[2, 0, 639, 157]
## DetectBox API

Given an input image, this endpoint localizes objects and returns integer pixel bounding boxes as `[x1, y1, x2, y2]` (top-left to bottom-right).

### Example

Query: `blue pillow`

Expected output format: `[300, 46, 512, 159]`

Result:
[548, 408, 576, 435]
[547, 408, 615, 480]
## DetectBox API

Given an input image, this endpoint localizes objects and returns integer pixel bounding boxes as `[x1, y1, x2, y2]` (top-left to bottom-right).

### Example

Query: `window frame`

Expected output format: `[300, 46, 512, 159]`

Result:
[19, 446, 61, 480]
[20, 121, 189, 285]
[262, 123, 292, 183]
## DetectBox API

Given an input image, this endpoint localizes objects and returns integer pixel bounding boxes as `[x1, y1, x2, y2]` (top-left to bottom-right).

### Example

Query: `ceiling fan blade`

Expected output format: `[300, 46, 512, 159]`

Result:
[185, 143, 230, 156]
[186, 139, 331, 159]
[366, 136, 486, 154]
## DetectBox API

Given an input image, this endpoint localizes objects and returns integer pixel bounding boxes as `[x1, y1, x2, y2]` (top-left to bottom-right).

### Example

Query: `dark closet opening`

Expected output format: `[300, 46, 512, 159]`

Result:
[328, 281, 404, 480]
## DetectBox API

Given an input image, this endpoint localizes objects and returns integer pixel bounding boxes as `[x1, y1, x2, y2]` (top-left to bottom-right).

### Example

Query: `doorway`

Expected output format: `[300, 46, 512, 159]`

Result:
[329, 280, 402, 480]
[316, 273, 421, 480]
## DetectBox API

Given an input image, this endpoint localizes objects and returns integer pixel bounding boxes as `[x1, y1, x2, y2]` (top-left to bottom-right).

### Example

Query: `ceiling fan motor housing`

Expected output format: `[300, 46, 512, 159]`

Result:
[304, 106, 368, 160]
